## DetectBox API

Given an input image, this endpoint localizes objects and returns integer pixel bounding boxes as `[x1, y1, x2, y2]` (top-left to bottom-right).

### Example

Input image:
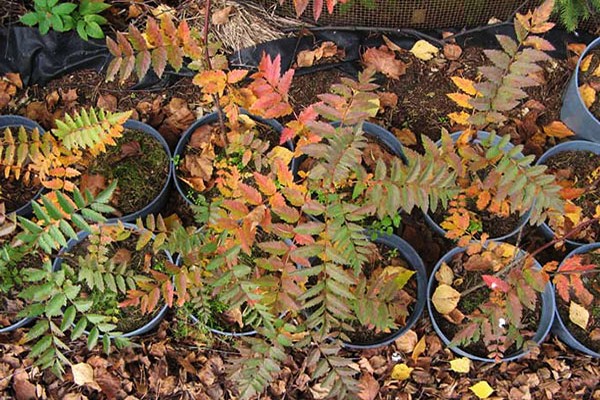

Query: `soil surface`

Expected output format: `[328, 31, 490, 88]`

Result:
[0, 176, 41, 214]
[87, 128, 169, 216]
[543, 149, 600, 242]
[433, 251, 542, 359]
[555, 250, 600, 354]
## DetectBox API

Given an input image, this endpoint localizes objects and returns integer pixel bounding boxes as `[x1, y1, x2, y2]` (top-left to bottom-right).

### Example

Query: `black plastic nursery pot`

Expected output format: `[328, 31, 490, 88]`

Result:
[172, 110, 295, 207]
[331, 121, 407, 163]
[0, 115, 46, 217]
[561, 36, 600, 143]
[552, 242, 600, 358]
[52, 222, 170, 338]
[343, 232, 426, 350]
[422, 130, 531, 242]
[106, 119, 172, 223]
[535, 140, 600, 247]
[427, 243, 556, 362]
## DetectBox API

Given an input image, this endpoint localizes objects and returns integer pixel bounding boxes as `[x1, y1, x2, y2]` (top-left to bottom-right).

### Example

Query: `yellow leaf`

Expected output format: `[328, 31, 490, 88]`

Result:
[268, 146, 294, 166]
[366, 97, 380, 117]
[579, 84, 597, 109]
[497, 242, 518, 258]
[470, 381, 494, 399]
[431, 284, 461, 314]
[595, 205, 600, 219]
[384, 266, 415, 289]
[394, 329, 418, 352]
[565, 203, 582, 225]
[451, 76, 478, 96]
[434, 262, 454, 285]
[390, 363, 413, 380]
[411, 336, 426, 361]
[569, 301, 589, 329]
[410, 40, 439, 61]
[449, 357, 471, 373]
[543, 121, 574, 139]
[580, 54, 594, 72]
[447, 92, 473, 109]
[448, 111, 471, 125]
[593, 64, 600, 77]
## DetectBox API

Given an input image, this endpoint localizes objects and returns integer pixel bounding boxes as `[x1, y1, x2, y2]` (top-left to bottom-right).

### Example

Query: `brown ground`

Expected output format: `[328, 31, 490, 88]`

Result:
[0, 21, 599, 400]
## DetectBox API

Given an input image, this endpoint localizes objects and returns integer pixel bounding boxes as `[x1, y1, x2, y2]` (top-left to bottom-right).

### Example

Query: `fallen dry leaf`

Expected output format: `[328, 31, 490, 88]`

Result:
[72, 363, 101, 391]
[568, 43, 587, 56]
[119, 140, 142, 159]
[411, 336, 426, 361]
[569, 301, 589, 329]
[543, 121, 574, 139]
[212, 6, 233, 25]
[382, 35, 403, 52]
[390, 363, 413, 381]
[392, 127, 417, 146]
[432, 284, 461, 315]
[410, 40, 439, 61]
[357, 373, 379, 400]
[449, 357, 471, 373]
[579, 83, 597, 109]
[363, 46, 407, 80]
[12, 369, 36, 400]
[444, 44, 463, 60]
[378, 92, 398, 108]
[435, 262, 454, 285]
[395, 329, 418, 353]
[581, 54, 594, 72]
[451, 76, 478, 96]
[127, 3, 142, 19]
[470, 381, 494, 399]
[97, 93, 118, 112]
[80, 174, 107, 198]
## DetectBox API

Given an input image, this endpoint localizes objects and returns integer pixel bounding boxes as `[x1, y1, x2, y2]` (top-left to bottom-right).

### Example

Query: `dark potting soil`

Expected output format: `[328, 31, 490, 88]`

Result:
[578, 48, 600, 121]
[59, 234, 165, 333]
[344, 241, 417, 345]
[556, 251, 600, 353]
[178, 120, 282, 204]
[434, 255, 541, 359]
[0, 176, 41, 213]
[544, 150, 600, 242]
[0, 251, 44, 327]
[87, 128, 169, 216]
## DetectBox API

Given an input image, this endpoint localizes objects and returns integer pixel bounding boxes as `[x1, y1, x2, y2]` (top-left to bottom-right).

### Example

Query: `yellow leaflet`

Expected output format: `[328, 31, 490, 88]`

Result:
[451, 76, 479, 96]
[448, 111, 471, 125]
[447, 93, 474, 109]
[383, 266, 415, 289]
[268, 146, 294, 166]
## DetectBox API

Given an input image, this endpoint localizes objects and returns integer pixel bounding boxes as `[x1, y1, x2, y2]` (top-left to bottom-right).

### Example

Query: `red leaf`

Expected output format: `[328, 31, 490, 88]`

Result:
[482, 275, 510, 292]
[162, 280, 174, 307]
[238, 183, 263, 205]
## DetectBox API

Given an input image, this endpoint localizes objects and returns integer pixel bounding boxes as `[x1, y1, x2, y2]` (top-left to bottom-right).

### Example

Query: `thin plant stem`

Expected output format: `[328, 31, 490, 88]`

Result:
[460, 217, 599, 297]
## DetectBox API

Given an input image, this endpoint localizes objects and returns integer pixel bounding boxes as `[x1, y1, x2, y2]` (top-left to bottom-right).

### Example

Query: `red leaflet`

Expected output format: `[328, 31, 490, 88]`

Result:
[482, 275, 510, 292]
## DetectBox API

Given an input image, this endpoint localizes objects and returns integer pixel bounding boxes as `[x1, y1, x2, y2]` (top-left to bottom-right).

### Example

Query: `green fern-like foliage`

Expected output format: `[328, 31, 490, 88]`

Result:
[0, 108, 131, 191]
[4, 183, 119, 377]
[448, 0, 557, 127]
[52, 108, 131, 155]
[555, 0, 600, 31]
